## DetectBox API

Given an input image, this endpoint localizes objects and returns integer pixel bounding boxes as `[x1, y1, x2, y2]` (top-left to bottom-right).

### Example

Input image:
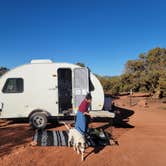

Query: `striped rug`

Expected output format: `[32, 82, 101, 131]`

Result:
[33, 129, 111, 147]
[33, 130, 69, 146]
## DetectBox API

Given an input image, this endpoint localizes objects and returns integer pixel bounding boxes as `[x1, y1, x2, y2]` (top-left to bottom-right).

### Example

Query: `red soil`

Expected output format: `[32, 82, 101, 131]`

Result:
[0, 96, 166, 166]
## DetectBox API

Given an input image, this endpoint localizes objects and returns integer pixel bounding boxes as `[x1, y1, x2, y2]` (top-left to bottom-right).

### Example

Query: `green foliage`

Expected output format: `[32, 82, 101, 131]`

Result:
[0, 67, 9, 76]
[75, 62, 85, 67]
[98, 47, 166, 96]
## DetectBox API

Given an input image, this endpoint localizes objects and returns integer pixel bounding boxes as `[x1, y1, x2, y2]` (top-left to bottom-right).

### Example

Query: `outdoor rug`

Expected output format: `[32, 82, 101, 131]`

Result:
[33, 130, 69, 146]
[33, 129, 111, 147]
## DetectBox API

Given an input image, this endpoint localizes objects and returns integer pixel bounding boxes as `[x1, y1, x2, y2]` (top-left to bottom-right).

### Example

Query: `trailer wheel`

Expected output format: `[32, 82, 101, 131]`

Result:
[29, 112, 47, 129]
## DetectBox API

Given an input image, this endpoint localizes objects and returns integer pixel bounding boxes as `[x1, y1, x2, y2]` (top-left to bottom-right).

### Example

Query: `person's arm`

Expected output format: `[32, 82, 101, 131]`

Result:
[83, 111, 93, 118]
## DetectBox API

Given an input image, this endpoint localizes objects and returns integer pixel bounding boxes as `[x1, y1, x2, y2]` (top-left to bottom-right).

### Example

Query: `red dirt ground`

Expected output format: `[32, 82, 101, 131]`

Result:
[0, 96, 166, 166]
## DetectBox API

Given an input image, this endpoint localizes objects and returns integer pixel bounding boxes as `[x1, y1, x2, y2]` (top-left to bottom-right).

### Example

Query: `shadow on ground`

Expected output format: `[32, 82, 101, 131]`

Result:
[84, 106, 135, 158]
[0, 106, 134, 159]
[113, 106, 135, 128]
[0, 123, 34, 158]
[93, 106, 135, 128]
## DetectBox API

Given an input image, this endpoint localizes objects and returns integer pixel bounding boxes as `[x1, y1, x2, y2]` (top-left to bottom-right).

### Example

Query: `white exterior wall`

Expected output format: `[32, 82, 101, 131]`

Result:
[0, 62, 104, 118]
[90, 73, 104, 110]
[0, 63, 58, 118]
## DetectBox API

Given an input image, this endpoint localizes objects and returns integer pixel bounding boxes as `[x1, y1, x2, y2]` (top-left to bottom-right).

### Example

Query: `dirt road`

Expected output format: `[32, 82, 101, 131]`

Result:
[0, 96, 166, 166]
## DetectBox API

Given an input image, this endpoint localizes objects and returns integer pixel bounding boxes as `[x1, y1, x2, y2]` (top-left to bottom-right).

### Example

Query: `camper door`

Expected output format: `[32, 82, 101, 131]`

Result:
[73, 68, 89, 113]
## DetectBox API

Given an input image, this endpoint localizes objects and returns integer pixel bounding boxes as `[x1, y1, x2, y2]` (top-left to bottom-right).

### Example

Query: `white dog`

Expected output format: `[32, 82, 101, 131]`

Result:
[63, 122, 86, 161]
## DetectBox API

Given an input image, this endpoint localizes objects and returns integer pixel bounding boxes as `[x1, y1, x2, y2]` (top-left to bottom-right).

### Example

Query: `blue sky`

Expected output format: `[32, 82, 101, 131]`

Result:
[0, 0, 166, 76]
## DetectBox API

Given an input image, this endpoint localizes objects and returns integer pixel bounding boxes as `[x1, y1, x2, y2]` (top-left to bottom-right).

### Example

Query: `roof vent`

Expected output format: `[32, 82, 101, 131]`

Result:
[30, 59, 53, 64]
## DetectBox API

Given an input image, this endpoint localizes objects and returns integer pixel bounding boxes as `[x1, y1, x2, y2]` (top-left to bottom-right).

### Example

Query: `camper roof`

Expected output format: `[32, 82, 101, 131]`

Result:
[30, 59, 53, 64]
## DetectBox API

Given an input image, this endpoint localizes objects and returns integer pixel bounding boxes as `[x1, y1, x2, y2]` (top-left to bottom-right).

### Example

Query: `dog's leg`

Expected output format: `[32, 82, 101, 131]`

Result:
[68, 137, 70, 147]
[81, 153, 84, 161]
[68, 134, 71, 147]
[71, 136, 74, 146]
[73, 143, 76, 151]
[68, 136, 73, 147]
[80, 142, 85, 161]
[77, 143, 81, 154]
[81, 146, 85, 161]
[77, 147, 80, 154]
[68, 141, 70, 147]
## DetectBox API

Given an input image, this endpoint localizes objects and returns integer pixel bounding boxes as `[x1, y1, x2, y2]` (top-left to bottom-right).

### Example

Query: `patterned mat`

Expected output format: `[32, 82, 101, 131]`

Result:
[33, 130, 68, 146]
[33, 129, 110, 147]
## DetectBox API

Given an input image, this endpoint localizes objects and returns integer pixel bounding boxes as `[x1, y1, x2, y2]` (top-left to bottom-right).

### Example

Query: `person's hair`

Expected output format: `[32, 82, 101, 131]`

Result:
[86, 93, 92, 100]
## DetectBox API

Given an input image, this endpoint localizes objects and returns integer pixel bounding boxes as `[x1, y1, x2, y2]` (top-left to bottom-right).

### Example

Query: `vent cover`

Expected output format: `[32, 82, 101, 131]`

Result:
[30, 59, 53, 64]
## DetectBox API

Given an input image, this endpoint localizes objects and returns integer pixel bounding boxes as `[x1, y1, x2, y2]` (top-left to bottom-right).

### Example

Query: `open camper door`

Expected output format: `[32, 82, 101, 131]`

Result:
[73, 68, 89, 113]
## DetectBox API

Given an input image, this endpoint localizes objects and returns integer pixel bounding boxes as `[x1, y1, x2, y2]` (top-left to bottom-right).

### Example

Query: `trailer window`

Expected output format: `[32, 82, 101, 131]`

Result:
[2, 78, 24, 93]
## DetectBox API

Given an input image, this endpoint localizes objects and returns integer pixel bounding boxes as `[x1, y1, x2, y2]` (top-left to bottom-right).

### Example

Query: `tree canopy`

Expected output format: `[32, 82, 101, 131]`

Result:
[98, 48, 166, 96]
[0, 67, 9, 77]
[75, 62, 85, 67]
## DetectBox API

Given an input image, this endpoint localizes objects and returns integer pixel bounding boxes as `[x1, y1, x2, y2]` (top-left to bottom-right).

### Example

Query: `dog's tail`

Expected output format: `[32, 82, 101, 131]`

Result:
[62, 121, 70, 130]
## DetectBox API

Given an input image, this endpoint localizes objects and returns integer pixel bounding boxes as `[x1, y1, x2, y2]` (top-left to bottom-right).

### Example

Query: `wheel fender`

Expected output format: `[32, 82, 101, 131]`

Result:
[28, 109, 51, 119]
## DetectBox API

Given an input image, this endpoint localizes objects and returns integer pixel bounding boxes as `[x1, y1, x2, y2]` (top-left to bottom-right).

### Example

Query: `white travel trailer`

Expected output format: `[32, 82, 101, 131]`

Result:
[0, 59, 114, 129]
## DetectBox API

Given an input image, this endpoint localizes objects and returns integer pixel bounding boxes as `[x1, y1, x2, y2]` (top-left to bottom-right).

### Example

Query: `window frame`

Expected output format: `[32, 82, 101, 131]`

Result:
[2, 78, 24, 93]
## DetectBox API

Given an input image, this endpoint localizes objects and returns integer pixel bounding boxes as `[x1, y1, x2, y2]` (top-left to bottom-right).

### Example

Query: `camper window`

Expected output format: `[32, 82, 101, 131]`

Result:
[2, 78, 24, 93]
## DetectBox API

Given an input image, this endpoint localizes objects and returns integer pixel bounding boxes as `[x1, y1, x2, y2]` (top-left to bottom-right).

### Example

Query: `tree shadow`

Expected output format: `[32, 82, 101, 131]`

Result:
[84, 126, 118, 160]
[84, 146, 105, 160]
[85, 106, 135, 159]
[0, 124, 34, 158]
[93, 105, 135, 128]
[112, 106, 135, 128]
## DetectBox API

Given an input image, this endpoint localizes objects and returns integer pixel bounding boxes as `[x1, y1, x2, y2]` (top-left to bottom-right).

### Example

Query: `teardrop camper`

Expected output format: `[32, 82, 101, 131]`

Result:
[0, 60, 114, 129]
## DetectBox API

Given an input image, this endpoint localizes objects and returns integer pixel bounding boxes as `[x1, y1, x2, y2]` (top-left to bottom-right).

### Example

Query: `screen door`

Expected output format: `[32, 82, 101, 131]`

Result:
[73, 68, 89, 112]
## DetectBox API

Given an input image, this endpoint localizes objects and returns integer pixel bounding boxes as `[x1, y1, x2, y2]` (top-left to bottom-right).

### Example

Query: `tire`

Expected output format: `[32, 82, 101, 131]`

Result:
[29, 112, 47, 129]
